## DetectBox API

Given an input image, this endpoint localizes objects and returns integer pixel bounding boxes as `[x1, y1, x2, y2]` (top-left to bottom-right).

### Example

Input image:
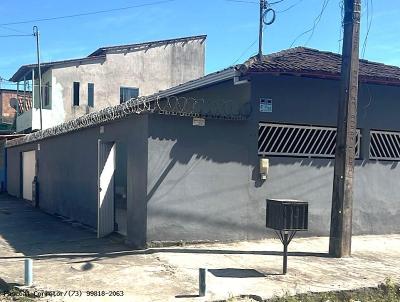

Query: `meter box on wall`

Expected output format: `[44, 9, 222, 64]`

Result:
[266, 199, 308, 231]
[260, 98, 272, 113]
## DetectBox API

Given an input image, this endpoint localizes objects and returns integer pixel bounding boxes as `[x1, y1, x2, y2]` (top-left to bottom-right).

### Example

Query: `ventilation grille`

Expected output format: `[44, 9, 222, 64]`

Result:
[370, 130, 400, 160]
[258, 123, 360, 158]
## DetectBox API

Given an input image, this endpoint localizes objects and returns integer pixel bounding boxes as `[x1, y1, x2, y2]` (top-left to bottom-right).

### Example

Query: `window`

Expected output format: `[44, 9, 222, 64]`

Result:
[88, 83, 94, 107]
[258, 122, 361, 158]
[370, 130, 400, 161]
[73, 82, 80, 106]
[42, 82, 50, 107]
[120, 87, 139, 104]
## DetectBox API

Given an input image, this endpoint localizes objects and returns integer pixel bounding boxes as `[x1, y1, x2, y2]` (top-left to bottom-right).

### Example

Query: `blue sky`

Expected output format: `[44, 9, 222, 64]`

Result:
[0, 0, 399, 89]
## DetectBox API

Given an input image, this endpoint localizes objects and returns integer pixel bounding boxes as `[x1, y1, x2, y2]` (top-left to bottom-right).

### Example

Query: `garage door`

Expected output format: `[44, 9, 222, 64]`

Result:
[22, 150, 36, 201]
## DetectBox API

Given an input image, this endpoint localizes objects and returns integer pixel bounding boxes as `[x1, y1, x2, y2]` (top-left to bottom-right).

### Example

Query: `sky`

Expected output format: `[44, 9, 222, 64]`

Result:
[0, 0, 399, 90]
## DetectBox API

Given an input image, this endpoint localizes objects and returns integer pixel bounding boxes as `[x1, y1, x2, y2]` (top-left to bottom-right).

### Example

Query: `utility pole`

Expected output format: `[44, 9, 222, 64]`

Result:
[258, 0, 275, 61]
[329, 0, 361, 258]
[258, 0, 265, 61]
[33, 26, 43, 130]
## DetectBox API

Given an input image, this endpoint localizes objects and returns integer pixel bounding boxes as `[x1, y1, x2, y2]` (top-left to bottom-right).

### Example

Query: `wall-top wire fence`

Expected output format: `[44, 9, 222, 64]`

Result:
[258, 123, 360, 158]
[370, 130, 400, 161]
[6, 96, 251, 148]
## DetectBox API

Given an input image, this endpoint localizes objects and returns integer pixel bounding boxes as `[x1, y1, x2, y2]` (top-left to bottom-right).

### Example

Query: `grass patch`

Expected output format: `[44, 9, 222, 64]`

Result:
[268, 279, 400, 302]
[224, 279, 400, 302]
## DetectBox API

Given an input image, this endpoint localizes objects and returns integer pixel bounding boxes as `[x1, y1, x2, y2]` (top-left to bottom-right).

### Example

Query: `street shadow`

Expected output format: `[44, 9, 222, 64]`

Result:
[0, 194, 330, 263]
[209, 268, 265, 278]
[175, 294, 200, 298]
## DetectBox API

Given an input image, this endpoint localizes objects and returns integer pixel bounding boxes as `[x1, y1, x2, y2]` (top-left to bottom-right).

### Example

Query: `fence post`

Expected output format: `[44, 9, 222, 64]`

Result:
[24, 258, 33, 286]
[199, 268, 207, 297]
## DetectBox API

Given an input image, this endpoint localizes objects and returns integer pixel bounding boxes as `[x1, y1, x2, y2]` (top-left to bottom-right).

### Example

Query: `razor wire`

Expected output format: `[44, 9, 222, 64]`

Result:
[6, 95, 251, 147]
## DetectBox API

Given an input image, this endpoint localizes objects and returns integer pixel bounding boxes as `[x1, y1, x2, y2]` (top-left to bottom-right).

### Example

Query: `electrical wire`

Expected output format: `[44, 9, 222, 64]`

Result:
[0, 25, 30, 35]
[0, 0, 176, 26]
[289, 0, 330, 48]
[223, 0, 258, 4]
[361, 0, 373, 59]
[337, 1, 344, 52]
[0, 34, 32, 38]
[275, 0, 304, 13]
[232, 38, 258, 64]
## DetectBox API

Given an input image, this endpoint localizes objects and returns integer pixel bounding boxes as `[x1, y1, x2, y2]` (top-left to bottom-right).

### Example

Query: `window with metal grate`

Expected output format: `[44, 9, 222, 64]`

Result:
[370, 130, 400, 161]
[258, 123, 360, 158]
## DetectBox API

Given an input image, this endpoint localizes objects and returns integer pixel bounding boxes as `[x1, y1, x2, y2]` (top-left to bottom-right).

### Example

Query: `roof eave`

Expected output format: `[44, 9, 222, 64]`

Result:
[246, 70, 400, 86]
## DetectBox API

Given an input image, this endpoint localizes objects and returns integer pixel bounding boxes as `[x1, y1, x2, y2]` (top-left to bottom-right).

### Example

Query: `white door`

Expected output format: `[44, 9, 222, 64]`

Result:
[22, 150, 36, 201]
[97, 140, 116, 238]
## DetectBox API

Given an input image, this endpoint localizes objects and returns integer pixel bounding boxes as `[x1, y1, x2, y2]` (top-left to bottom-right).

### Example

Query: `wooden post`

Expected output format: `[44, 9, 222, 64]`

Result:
[329, 0, 361, 258]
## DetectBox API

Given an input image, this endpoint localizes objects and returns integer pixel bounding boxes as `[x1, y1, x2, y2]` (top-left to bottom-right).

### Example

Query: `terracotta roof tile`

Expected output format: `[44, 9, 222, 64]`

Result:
[242, 47, 400, 84]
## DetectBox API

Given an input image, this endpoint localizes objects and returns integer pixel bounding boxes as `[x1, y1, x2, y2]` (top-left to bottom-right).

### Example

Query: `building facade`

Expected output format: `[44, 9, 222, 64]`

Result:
[10, 35, 206, 133]
[6, 47, 400, 248]
[0, 89, 21, 130]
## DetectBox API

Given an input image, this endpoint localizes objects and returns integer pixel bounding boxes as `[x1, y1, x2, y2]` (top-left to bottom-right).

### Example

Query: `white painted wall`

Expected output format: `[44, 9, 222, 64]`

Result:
[16, 38, 205, 132]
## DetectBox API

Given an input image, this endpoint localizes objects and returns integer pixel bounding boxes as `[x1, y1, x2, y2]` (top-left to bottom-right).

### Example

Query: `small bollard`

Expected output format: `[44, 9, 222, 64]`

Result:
[24, 258, 33, 286]
[199, 268, 207, 297]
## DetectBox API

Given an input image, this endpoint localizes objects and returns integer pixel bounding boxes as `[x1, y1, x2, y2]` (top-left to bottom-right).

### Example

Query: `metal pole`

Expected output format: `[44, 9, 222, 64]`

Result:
[16, 82, 19, 115]
[199, 268, 207, 297]
[258, 0, 265, 61]
[329, 0, 361, 258]
[24, 258, 33, 286]
[283, 232, 288, 274]
[33, 26, 43, 130]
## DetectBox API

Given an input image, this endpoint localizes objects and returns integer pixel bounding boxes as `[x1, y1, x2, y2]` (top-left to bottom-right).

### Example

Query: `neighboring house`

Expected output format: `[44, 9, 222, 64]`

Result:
[10, 35, 206, 133]
[0, 89, 22, 130]
[6, 47, 400, 248]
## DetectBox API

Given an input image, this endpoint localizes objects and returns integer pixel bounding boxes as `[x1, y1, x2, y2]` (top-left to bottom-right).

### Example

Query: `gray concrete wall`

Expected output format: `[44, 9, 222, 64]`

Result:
[250, 74, 400, 236]
[147, 114, 262, 242]
[7, 115, 148, 247]
[146, 74, 400, 243]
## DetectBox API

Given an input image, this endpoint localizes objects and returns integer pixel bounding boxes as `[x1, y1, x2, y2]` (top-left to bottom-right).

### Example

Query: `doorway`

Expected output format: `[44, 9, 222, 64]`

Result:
[114, 142, 127, 236]
[97, 140, 127, 238]
[22, 150, 36, 201]
[97, 140, 116, 238]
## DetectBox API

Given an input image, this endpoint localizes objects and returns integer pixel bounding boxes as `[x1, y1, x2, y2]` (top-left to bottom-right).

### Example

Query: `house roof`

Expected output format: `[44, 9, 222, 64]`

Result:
[88, 35, 207, 57]
[240, 47, 400, 85]
[9, 55, 106, 82]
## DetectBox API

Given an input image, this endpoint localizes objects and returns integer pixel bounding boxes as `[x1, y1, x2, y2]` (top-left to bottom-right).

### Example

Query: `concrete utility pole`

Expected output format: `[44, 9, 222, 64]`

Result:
[33, 26, 43, 130]
[329, 0, 361, 258]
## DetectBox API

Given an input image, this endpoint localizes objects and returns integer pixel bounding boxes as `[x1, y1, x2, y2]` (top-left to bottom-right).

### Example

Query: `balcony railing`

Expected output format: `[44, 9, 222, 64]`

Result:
[17, 95, 33, 115]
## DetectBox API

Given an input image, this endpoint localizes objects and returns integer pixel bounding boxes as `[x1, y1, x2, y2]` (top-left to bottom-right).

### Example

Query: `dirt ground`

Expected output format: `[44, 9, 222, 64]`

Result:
[0, 195, 399, 301]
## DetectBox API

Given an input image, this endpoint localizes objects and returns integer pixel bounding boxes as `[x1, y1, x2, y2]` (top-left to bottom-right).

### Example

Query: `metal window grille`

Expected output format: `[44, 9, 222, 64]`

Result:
[258, 123, 360, 158]
[370, 130, 400, 161]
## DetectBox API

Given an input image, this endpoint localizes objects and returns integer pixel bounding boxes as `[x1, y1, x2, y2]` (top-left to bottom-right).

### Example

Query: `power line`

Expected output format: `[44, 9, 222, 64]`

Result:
[0, 25, 30, 35]
[289, 0, 330, 48]
[0, 0, 176, 26]
[276, 0, 304, 13]
[361, 0, 373, 58]
[232, 38, 258, 64]
[223, 0, 258, 4]
[0, 34, 32, 38]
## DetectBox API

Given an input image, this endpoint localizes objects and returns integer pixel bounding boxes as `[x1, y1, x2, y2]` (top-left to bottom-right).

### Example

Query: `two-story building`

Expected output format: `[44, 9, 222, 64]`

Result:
[10, 35, 206, 133]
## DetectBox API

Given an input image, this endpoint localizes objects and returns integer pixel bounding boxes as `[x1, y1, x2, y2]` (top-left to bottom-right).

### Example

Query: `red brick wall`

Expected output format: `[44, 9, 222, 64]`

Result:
[0, 90, 17, 124]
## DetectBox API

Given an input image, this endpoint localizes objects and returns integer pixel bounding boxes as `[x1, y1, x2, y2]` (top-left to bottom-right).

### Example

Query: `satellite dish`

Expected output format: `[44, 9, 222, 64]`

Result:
[9, 98, 18, 110]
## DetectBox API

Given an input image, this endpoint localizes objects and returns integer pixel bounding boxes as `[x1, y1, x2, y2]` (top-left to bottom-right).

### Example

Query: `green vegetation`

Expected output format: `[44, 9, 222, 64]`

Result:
[225, 279, 400, 302]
